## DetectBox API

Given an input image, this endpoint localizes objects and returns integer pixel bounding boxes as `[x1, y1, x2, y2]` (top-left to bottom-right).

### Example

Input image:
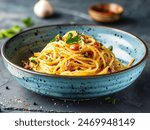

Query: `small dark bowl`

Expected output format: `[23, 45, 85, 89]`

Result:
[89, 3, 124, 22]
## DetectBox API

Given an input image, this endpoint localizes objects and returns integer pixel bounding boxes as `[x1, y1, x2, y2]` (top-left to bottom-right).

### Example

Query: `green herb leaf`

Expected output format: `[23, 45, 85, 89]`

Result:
[108, 46, 113, 51]
[0, 17, 33, 40]
[66, 33, 73, 42]
[50, 34, 61, 43]
[0, 30, 4, 39]
[2, 31, 15, 38]
[66, 35, 81, 44]
[104, 96, 118, 104]
[104, 97, 111, 101]
[48, 58, 52, 62]
[55, 34, 61, 40]
[50, 37, 57, 43]
[11, 25, 22, 33]
[84, 52, 89, 58]
[22, 17, 34, 27]
[0, 25, 22, 39]
[31, 59, 37, 64]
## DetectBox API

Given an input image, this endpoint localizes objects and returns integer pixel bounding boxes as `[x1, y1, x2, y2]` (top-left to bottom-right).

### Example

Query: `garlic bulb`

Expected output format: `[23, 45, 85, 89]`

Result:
[33, 0, 54, 18]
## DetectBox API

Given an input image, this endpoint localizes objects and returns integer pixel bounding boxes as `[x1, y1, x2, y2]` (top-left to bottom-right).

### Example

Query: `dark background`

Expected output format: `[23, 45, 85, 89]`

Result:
[0, 0, 150, 112]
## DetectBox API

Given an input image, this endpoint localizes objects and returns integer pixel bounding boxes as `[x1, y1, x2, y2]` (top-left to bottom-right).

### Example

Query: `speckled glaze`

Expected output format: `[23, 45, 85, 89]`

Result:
[1, 25, 148, 99]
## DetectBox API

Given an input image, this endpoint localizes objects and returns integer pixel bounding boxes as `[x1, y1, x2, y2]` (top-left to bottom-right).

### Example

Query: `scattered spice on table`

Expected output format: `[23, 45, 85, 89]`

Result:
[103, 96, 119, 104]
[33, 102, 38, 106]
[15, 98, 22, 103]
[5, 86, 10, 90]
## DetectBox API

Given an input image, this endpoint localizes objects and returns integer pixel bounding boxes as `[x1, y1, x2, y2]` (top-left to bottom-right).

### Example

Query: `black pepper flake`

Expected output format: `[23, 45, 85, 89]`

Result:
[34, 32, 38, 36]
[30, 50, 34, 54]
[59, 31, 63, 34]
[87, 28, 91, 31]
[33, 102, 38, 106]
[5, 86, 10, 90]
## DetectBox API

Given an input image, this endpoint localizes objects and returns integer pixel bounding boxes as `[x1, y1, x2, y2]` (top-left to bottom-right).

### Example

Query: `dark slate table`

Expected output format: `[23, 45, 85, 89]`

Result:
[0, 0, 150, 113]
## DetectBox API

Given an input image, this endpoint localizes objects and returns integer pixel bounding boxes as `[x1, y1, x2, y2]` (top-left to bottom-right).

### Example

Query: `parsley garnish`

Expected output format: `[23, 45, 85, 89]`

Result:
[66, 35, 80, 44]
[0, 31, 3, 40]
[22, 17, 34, 27]
[50, 37, 57, 43]
[11, 25, 22, 33]
[64, 32, 81, 44]
[104, 96, 118, 104]
[108, 46, 113, 51]
[50, 34, 61, 43]
[31, 59, 37, 64]
[84, 52, 89, 57]
[48, 58, 52, 62]
[66, 33, 73, 41]
[0, 25, 22, 38]
[0, 17, 34, 40]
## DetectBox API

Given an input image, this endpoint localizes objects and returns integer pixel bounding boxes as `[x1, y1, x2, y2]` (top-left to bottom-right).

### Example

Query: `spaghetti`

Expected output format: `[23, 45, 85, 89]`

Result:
[24, 30, 134, 76]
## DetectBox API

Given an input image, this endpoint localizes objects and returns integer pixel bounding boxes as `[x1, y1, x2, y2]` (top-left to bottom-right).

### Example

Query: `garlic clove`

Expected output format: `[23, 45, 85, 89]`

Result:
[33, 0, 54, 18]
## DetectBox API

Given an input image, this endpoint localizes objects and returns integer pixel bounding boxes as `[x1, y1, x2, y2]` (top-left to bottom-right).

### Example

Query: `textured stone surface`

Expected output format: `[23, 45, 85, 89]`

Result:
[0, 0, 150, 112]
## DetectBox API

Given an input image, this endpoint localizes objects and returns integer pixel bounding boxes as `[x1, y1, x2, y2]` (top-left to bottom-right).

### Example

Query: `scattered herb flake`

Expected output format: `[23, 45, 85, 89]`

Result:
[48, 58, 52, 62]
[0, 30, 4, 39]
[11, 25, 22, 33]
[50, 37, 57, 43]
[22, 17, 34, 27]
[104, 96, 118, 104]
[66, 33, 73, 41]
[31, 59, 37, 64]
[50, 34, 61, 43]
[2, 30, 15, 38]
[0, 17, 34, 40]
[55, 34, 61, 40]
[0, 25, 22, 39]
[66, 35, 81, 44]
[84, 52, 89, 57]
[108, 46, 113, 51]
[105, 96, 111, 101]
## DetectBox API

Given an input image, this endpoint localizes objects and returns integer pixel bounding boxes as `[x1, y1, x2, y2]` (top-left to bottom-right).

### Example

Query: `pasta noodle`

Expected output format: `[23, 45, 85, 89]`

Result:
[24, 30, 134, 76]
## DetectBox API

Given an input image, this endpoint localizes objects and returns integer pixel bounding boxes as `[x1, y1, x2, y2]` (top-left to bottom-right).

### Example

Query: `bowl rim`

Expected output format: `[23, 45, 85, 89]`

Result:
[1, 24, 148, 79]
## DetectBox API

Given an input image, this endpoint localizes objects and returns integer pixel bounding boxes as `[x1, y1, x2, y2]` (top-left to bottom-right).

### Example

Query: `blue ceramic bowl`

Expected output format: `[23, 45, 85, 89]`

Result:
[1, 24, 148, 99]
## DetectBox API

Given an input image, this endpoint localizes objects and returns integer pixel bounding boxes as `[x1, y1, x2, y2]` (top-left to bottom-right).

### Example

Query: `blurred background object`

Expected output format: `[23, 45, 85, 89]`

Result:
[88, 3, 124, 22]
[33, 0, 54, 18]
